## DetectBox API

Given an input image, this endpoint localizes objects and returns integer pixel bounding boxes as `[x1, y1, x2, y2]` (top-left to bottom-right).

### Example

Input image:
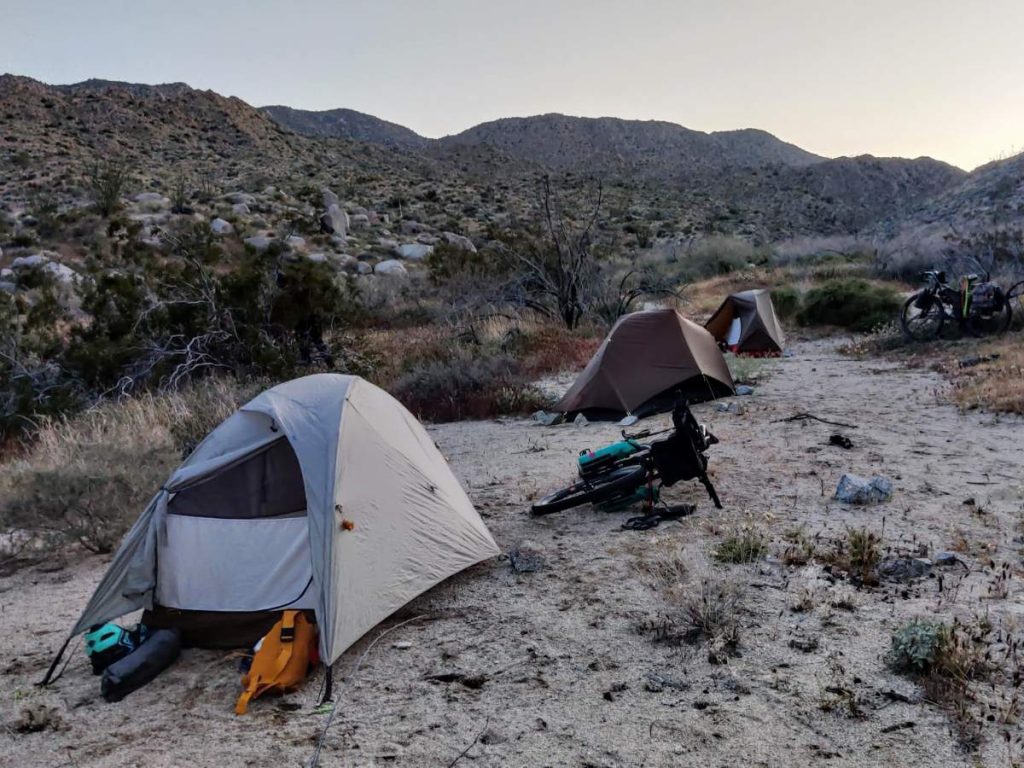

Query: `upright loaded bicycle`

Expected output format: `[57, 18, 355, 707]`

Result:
[530, 400, 721, 517]
[900, 269, 1013, 341]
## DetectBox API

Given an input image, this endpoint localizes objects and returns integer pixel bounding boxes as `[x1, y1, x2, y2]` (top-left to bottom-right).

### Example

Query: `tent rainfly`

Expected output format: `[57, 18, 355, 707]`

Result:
[553, 309, 735, 418]
[704, 289, 785, 355]
[44, 374, 498, 681]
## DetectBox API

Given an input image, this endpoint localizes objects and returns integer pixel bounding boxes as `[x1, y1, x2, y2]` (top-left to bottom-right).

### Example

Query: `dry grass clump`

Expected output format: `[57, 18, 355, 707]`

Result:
[0, 378, 259, 559]
[714, 527, 768, 564]
[944, 336, 1024, 415]
[822, 527, 883, 585]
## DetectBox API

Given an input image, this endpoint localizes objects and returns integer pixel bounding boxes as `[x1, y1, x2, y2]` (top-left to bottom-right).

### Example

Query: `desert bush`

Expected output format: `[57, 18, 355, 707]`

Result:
[683, 236, 771, 280]
[771, 285, 801, 320]
[86, 159, 131, 217]
[726, 355, 774, 385]
[390, 343, 547, 422]
[797, 278, 901, 331]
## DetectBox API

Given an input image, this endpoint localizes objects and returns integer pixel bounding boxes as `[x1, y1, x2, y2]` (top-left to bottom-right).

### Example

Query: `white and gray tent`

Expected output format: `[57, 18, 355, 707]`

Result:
[44, 374, 499, 680]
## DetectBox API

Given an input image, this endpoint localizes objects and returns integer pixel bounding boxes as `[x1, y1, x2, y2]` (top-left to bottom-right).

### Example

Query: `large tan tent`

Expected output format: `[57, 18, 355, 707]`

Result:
[705, 289, 785, 355]
[45, 374, 498, 677]
[554, 309, 735, 417]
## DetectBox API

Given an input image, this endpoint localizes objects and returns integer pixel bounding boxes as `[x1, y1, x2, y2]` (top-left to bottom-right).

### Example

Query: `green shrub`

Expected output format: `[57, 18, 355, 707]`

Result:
[797, 279, 900, 331]
[888, 620, 945, 675]
[771, 285, 801, 320]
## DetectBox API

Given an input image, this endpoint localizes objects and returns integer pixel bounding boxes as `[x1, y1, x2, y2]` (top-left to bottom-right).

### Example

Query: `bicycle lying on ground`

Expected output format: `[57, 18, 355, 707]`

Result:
[530, 400, 722, 516]
[900, 269, 1013, 341]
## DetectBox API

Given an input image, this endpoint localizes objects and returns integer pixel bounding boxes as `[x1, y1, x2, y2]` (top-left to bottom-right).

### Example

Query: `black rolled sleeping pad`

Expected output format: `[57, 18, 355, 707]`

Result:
[100, 628, 182, 703]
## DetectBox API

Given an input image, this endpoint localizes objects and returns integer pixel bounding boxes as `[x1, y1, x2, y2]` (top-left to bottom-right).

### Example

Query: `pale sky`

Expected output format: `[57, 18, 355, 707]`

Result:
[3, 0, 1022, 170]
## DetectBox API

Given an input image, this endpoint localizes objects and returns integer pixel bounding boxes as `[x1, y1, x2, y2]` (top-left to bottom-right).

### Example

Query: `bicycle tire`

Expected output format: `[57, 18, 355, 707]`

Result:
[965, 297, 1012, 337]
[1007, 281, 1024, 331]
[900, 293, 944, 341]
[530, 465, 647, 516]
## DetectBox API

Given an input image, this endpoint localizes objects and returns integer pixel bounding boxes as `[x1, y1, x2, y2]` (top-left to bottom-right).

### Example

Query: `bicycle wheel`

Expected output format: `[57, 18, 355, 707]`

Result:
[530, 465, 646, 516]
[1008, 281, 1024, 331]
[900, 293, 944, 341]
[966, 297, 1012, 337]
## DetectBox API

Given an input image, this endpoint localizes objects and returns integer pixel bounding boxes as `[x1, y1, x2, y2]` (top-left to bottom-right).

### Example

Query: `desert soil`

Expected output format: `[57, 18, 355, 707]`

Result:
[2, 339, 1022, 767]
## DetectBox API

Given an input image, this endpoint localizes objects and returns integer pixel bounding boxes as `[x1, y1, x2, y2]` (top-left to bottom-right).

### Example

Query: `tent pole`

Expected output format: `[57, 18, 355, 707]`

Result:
[38, 633, 73, 686]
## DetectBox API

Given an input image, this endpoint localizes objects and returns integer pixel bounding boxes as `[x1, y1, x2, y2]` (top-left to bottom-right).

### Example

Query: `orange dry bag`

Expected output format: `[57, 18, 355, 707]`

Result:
[235, 611, 317, 715]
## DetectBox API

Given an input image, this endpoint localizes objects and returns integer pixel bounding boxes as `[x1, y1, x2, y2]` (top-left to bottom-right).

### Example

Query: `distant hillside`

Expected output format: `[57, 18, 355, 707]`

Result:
[900, 150, 1024, 232]
[438, 114, 824, 180]
[261, 105, 429, 149]
[0, 74, 974, 241]
[0, 74, 435, 205]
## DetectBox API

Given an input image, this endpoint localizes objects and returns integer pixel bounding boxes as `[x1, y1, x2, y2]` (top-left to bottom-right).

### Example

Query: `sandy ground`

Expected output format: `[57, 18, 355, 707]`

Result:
[2, 339, 1023, 767]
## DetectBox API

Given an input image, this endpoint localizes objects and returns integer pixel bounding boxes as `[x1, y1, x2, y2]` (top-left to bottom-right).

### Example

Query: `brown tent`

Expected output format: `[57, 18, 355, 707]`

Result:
[705, 289, 785, 355]
[554, 309, 735, 417]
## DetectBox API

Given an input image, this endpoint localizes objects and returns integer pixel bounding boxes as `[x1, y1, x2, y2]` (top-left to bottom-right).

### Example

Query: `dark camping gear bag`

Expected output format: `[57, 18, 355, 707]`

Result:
[101, 628, 182, 703]
[84, 622, 148, 675]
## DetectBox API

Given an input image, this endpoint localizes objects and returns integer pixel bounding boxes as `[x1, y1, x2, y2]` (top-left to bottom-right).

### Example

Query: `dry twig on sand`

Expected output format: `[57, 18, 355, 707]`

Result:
[773, 412, 858, 429]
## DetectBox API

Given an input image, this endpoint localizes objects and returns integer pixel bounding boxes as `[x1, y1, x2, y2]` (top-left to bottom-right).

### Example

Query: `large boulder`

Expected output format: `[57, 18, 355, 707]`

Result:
[11, 253, 81, 287]
[394, 243, 433, 261]
[442, 231, 477, 253]
[374, 259, 408, 277]
[322, 188, 340, 210]
[210, 217, 234, 235]
[320, 204, 348, 237]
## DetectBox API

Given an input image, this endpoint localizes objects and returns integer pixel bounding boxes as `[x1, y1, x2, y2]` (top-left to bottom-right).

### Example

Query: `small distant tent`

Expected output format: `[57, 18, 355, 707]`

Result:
[554, 309, 735, 418]
[705, 289, 785, 356]
[44, 374, 498, 680]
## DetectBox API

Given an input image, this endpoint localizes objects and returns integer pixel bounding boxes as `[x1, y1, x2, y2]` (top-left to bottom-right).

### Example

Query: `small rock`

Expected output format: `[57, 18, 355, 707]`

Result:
[573, 413, 589, 427]
[392, 641, 412, 650]
[349, 213, 370, 229]
[374, 259, 408, 277]
[244, 235, 273, 253]
[232, 203, 251, 215]
[509, 542, 544, 573]
[532, 410, 561, 426]
[735, 385, 755, 396]
[210, 217, 233, 235]
[834, 473, 893, 505]
[394, 243, 433, 261]
[284, 235, 306, 251]
[877, 556, 932, 582]
[224, 191, 255, 206]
